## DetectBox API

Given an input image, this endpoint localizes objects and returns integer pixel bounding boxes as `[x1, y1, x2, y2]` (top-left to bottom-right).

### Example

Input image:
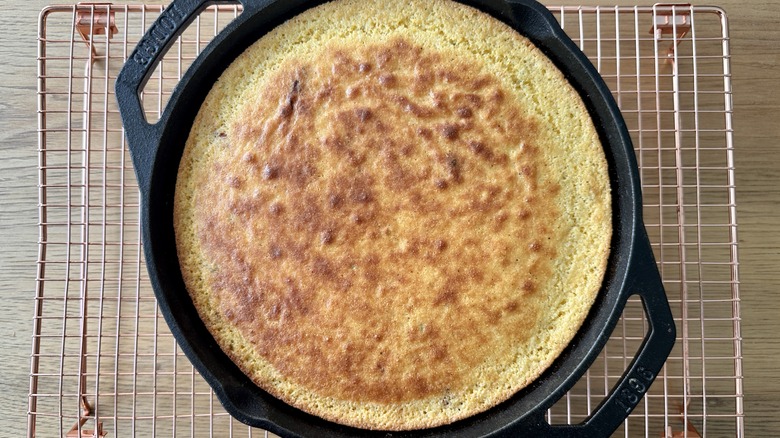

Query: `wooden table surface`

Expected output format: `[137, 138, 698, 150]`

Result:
[1, 0, 777, 436]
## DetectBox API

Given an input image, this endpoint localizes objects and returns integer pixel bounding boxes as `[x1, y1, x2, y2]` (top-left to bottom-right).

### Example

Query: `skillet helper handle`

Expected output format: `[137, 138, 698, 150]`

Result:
[577, 233, 676, 436]
[520, 233, 676, 437]
[115, 0, 233, 190]
[529, 229, 676, 437]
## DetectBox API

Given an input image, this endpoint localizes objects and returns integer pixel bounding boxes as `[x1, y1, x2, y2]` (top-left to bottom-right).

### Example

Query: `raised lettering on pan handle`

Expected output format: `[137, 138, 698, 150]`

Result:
[583, 232, 677, 430]
[116, 0, 213, 122]
[516, 231, 676, 437]
[115, 0, 240, 190]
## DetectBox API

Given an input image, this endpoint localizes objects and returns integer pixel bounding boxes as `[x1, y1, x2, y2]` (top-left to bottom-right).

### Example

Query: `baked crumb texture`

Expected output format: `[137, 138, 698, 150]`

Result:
[174, 0, 611, 430]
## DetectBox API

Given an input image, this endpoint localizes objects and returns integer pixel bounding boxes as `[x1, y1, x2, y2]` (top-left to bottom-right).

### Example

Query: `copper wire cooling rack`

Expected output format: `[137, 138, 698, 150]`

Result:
[30, 3, 743, 437]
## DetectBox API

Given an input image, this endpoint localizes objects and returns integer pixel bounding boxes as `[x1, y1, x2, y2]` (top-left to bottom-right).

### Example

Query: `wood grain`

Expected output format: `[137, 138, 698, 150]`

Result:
[0, 0, 48, 433]
[722, 2, 780, 436]
[1, 1, 777, 436]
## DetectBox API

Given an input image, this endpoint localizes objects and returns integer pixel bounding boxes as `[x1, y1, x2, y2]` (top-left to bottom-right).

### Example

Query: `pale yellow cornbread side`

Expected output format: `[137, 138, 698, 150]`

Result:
[173, 0, 611, 430]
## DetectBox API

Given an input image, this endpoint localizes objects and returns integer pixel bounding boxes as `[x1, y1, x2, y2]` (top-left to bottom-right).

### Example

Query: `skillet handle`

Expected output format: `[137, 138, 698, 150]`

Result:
[115, 0, 240, 190]
[516, 232, 676, 437]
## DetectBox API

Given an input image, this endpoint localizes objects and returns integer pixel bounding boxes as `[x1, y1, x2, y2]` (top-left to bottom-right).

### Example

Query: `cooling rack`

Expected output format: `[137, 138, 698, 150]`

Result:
[30, 3, 742, 437]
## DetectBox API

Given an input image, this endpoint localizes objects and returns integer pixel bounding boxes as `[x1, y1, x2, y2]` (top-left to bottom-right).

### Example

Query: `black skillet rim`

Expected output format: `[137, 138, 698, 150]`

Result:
[115, 0, 676, 436]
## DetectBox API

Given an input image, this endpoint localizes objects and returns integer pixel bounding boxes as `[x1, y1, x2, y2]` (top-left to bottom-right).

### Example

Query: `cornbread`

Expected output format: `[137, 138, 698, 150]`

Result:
[174, 0, 611, 431]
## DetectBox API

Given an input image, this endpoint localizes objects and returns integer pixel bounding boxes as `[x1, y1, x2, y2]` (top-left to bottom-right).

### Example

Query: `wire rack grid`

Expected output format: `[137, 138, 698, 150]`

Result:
[30, 3, 742, 437]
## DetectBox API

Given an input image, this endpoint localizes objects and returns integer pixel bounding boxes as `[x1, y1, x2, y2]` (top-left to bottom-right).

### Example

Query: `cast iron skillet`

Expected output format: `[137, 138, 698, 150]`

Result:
[116, 0, 676, 436]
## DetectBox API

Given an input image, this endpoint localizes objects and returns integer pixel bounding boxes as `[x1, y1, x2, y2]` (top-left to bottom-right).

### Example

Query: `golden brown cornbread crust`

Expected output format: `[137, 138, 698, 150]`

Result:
[174, 0, 611, 431]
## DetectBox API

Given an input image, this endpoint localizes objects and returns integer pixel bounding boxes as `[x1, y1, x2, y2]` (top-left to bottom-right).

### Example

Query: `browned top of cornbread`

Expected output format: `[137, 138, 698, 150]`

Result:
[174, 0, 611, 430]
